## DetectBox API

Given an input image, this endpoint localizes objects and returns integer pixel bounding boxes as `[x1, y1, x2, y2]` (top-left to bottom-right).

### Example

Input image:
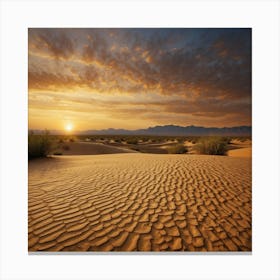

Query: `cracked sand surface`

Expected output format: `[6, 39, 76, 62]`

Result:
[28, 154, 251, 252]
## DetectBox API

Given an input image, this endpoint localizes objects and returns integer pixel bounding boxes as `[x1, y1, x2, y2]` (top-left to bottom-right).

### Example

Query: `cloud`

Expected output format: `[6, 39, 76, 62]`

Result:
[29, 28, 76, 60]
[28, 28, 251, 128]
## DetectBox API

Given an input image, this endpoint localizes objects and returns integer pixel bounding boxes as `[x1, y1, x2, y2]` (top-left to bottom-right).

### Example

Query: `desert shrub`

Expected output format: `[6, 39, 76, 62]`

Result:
[167, 144, 188, 154]
[194, 136, 228, 155]
[141, 137, 149, 142]
[127, 138, 138, 145]
[221, 136, 232, 144]
[188, 137, 197, 144]
[53, 151, 63, 155]
[28, 130, 52, 159]
[69, 137, 75, 142]
[151, 138, 162, 143]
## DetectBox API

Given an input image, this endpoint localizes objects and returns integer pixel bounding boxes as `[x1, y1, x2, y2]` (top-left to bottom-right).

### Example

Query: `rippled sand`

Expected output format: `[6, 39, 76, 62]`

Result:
[28, 154, 251, 252]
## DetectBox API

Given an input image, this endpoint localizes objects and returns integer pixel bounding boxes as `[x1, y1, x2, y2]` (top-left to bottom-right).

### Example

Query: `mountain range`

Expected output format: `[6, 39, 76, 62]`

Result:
[30, 125, 252, 136]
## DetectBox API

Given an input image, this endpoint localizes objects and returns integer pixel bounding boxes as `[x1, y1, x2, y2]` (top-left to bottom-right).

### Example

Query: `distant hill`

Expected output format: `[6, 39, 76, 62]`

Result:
[30, 125, 251, 136]
[82, 125, 251, 136]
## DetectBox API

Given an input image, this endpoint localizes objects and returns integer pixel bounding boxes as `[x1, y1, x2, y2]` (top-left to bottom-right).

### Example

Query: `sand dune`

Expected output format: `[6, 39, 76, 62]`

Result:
[28, 154, 251, 252]
[227, 140, 252, 158]
[54, 142, 136, 155]
[227, 147, 252, 158]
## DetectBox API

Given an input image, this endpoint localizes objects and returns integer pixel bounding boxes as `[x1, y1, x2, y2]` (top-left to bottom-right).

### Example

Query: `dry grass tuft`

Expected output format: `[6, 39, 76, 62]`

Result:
[28, 130, 52, 159]
[194, 137, 228, 155]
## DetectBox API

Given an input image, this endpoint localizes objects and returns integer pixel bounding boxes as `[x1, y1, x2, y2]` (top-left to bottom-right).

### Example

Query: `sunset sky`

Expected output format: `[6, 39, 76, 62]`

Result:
[28, 28, 251, 131]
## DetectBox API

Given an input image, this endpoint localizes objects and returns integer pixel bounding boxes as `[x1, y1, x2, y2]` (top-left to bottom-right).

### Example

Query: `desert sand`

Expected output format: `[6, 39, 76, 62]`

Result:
[227, 139, 252, 158]
[227, 147, 252, 158]
[54, 142, 136, 155]
[28, 153, 251, 252]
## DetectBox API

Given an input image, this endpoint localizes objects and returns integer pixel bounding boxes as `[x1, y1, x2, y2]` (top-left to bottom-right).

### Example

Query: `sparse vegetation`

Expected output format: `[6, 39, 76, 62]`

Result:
[28, 130, 53, 159]
[221, 136, 232, 144]
[127, 138, 138, 145]
[236, 136, 251, 142]
[167, 144, 188, 154]
[194, 136, 228, 155]
[27, 133, 240, 157]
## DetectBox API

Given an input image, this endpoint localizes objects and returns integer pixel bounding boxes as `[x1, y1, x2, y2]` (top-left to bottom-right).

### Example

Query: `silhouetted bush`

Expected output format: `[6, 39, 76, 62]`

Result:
[194, 136, 228, 155]
[167, 144, 188, 154]
[28, 130, 52, 159]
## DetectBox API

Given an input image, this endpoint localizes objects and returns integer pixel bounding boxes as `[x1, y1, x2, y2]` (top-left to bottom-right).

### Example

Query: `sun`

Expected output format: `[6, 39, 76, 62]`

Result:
[65, 123, 73, 132]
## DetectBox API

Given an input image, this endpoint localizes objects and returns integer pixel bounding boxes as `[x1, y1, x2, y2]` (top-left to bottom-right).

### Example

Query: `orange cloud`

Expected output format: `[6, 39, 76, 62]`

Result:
[28, 28, 251, 129]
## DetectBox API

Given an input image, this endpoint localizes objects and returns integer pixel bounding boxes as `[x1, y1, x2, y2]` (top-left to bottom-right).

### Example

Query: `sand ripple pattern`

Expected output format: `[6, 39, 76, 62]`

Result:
[29, 154, 251, 252]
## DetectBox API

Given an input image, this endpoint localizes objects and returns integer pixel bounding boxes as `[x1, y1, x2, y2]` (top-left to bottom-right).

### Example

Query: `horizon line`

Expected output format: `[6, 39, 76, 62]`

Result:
[28, 124, 252, 131]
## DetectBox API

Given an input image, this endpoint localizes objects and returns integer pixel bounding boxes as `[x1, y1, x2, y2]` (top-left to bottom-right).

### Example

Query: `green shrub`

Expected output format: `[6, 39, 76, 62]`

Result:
[167, 144, 188, 154]
[28, 130, 52, 159]
[194, 136, 228, 155]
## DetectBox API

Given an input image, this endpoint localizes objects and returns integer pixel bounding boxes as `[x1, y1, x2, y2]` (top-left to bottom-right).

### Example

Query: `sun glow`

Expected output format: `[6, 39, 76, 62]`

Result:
[65, 123, 73, 132]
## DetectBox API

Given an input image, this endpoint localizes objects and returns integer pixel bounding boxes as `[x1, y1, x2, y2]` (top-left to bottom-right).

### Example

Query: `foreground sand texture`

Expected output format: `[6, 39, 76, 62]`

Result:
[29, 154, 251, 252]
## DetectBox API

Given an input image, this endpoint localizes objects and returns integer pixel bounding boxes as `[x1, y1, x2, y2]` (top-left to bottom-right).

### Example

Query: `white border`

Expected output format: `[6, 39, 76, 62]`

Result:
[1, 0, 279, 279]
